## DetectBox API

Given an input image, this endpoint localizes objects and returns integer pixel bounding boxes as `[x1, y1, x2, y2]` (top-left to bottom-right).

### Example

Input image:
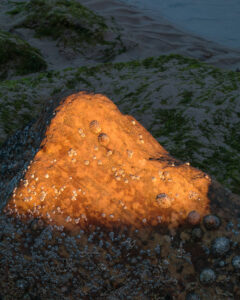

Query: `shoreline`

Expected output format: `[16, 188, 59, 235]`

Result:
[80, 0, 240, 71]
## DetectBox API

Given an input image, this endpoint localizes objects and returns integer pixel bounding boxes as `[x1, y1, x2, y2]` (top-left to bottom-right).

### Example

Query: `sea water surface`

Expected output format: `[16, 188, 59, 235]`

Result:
[118, 0, 240, 50]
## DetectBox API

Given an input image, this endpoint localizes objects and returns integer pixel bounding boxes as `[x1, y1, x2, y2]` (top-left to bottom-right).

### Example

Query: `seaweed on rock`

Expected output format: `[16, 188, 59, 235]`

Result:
[0, 29, 47, 79]
[9, 0, 127, 61]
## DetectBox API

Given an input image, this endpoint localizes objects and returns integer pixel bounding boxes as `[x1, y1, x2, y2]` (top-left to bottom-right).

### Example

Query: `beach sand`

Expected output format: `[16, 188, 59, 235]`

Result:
[1, 0, 240, 72]
[79, 0, 240, 71]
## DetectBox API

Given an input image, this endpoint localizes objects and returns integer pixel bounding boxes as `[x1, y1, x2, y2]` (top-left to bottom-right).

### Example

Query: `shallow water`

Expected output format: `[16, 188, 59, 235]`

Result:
[118, 0, 240, 50]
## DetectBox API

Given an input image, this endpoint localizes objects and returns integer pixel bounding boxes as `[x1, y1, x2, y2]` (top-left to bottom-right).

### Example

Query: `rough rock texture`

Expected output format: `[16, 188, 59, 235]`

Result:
[6, 0, 129, 64]
[1, 92, 240, 299]
[1, 55, 239, 196]
[5, 92, 211, 229]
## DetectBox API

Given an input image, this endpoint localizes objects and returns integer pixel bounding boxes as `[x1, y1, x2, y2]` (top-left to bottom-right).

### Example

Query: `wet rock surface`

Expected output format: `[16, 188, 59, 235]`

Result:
[0, 92, 240, 299]
[4, 92, 212, 229]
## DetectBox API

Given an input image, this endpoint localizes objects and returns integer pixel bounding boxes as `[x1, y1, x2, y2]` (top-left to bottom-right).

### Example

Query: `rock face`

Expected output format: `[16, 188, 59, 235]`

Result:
[5, 92, 211, 229]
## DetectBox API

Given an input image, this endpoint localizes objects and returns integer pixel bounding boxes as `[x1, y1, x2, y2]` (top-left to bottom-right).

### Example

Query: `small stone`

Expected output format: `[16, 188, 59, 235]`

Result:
[199, 268, 216, 285]
[187, 210, 201, 225]
[203, 214, 221, 230]
[211, 237, 230, 257]
[232, 255, 240, 270]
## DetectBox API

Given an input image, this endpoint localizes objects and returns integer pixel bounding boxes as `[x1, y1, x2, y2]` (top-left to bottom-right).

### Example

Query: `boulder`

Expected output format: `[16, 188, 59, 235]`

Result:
[5, 91, 211, 230]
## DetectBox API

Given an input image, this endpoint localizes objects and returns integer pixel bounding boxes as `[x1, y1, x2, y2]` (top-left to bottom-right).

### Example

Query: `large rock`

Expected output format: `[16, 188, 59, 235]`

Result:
[5, 91, 211, 230]
[2, 92, 240, 299]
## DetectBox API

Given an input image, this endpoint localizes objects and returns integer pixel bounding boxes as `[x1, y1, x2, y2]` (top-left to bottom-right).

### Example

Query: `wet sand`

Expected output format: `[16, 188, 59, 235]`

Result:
[80, 0, 240, 71]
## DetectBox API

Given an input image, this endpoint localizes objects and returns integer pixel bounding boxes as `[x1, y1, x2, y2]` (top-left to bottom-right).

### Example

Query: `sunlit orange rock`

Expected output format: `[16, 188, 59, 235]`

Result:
[5, 92, 211, 229]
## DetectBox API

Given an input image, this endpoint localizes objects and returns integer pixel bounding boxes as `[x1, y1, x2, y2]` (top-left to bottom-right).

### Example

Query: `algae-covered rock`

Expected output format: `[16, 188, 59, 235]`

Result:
[9, 0, 127, 62]
[1, 92, 240, 299]
[0, 54, 239, 195]
[0, 29, 47, 79]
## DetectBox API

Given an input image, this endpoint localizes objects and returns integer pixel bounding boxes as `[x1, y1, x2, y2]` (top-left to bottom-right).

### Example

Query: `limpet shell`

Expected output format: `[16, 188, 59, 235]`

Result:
[156, 193, 172, 208]
[89, 120, 101, 134]
[98, 133, 110, 146]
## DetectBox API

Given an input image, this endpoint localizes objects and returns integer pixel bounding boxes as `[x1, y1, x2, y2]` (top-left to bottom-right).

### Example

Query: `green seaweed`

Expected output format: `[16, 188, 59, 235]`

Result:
[10, 0, 126, 61]
[0, 53, 240, 195]
[179, 90, 194, 105]
[0, 29, 47, 79]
